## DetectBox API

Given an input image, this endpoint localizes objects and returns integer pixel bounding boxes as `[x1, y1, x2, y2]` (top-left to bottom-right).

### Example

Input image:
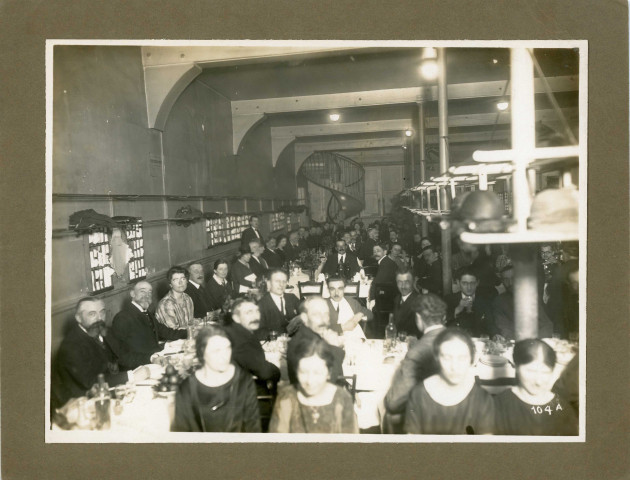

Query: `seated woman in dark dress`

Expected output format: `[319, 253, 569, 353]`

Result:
[206, 259, 234, 311]
[404, 328, 495, 434]
[173, 325, 261, 432]
[269, 337, 358, 434]
[275, 234, 288, 266]
[495, 339, 578, 435]
[231, 245, 257, 293]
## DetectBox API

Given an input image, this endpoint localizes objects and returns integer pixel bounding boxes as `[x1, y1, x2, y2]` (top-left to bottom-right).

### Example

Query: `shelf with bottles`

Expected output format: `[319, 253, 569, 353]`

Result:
[125, 221, 146, 282]
[206, 213, 250, 247]
[87, 228, 114, 293]
[270, 212, 286, 232]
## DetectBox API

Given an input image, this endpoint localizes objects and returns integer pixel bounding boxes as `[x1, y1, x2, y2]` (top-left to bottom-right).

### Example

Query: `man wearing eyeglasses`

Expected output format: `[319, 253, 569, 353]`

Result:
[445, 267, 497, 337]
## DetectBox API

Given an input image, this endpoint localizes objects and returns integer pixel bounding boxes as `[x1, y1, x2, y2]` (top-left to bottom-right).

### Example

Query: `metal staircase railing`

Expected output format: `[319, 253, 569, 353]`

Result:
[299, 151, 366, 223]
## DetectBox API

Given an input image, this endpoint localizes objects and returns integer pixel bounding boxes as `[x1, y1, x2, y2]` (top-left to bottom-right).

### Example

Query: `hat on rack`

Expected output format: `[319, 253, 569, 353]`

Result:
[528, 187, 579, 232]
[451, 190, 507, 233]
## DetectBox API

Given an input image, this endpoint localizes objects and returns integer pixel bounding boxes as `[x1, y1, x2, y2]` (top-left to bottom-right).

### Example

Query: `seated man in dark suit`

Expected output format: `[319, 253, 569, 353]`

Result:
[223, 298, 281, 385]
[283, 230, 302, 262]
[445, 266, 497, 337]
[261, 237, 283, 269]
[185, 262, 212, 320]
[286, 296, 345, 386]
[248, 239, 269, 279]
[413, 244, 443, 296]
[325, 276, 371, 339]
[384, 293, 447, 428]
[357, 227, 379, 268]
[240, 215, 264, 246]
[392, 269, 422, 338]
[256, 269, 300, 341]
[51, 297, 151, 411]
[205, 259, 234, 311]
[317, 239, 361, 280]
[109, 281, 186, 370]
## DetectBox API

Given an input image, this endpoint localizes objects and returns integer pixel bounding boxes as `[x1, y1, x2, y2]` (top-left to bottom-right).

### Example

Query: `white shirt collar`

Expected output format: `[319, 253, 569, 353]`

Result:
[425, 324, 445, 334]
[131, 301, 146, 312]
[189, 280, 201, 289]
[213, 274, 227, 285]
[401, 292, 412, 303]
[378, 256, 385, 264]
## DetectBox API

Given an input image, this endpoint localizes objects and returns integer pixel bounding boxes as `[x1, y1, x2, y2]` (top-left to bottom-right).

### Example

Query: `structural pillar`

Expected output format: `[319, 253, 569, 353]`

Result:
[437, 48, 452, 296]
[418, 101, 429, 237]
[511, 47, 539, 339]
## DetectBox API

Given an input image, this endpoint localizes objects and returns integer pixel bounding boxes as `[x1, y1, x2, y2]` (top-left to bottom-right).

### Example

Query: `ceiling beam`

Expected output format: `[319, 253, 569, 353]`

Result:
[141, 46, 355, 68]
[232, 76, 577, 116]
[272, 119, 413, 138]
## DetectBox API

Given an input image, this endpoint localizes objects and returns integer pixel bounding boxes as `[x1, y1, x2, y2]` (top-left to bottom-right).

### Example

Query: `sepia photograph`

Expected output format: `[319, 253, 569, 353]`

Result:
[46, 40, 586, 442]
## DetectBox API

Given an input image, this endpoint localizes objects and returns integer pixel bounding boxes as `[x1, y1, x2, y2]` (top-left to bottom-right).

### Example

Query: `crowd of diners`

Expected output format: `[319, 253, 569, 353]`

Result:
[51, 213, 580, 435]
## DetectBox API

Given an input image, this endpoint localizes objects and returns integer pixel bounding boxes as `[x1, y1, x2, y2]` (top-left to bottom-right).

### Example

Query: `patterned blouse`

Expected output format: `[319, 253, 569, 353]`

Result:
[155, 290, 194, 329]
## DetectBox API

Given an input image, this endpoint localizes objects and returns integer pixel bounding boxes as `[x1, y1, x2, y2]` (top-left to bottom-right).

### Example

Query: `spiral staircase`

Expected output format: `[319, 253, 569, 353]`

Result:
[299, 151, 366, 223]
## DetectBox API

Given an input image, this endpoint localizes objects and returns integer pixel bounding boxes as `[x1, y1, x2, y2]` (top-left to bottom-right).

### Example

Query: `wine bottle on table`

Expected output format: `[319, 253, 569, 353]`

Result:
[94, 373, 111, 430]
[384, 314, 397, 353]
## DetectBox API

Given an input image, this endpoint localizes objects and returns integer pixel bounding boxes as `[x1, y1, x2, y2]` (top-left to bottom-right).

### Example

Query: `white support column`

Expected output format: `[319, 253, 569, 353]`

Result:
[511, 48, 536, 232]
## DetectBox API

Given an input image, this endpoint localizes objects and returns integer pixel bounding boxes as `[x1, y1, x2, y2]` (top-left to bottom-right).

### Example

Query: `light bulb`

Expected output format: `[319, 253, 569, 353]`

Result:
[420, 60, 438, 80]
[329, 113, 340, 122]
[497, 101, 509, 111]
[405, 129, 413, 137]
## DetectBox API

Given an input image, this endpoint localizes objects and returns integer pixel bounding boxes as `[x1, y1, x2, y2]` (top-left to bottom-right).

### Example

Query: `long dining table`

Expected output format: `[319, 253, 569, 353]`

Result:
[52, 335, 575, 435]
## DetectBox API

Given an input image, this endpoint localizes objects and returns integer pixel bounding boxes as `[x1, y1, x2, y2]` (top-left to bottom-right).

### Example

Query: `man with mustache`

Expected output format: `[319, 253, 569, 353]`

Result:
[223, 298, 281, 385]
[109, 281, 186, 370]
[223, 298, 281, 431]
[51, 297, 150, 410]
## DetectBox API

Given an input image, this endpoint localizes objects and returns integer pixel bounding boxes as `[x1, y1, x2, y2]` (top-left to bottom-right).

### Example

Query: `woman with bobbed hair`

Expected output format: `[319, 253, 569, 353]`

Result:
[231, 245, 257, 293]
[495, 339, 577, 435]
[205, 259, 234, 311]
[269, 337, 358, 434]
[404, 328, 495, 434]
[173, 325, 261, 432]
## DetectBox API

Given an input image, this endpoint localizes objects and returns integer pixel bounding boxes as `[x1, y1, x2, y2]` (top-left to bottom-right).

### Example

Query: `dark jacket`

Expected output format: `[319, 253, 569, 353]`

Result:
[241, 227, 264, 247]
[393, 291, 422, 338]
[283, 242, 302, 262]
[261, 248, 283, 269]
[248, 255, 269, 279]
[223, 322, 281, 384]
[108, 302, 186, 370]
[358, 238, 377, 265]
[256, 292, 301, 341]
[173, 366, 261, 432]
[231, 259, 257, 290]
[185, 282, 212, 319]
[321, 251, 361, 280]
[51, 322, 128, 410]
[414, 256, 443, 296]
[206, 276, 234, 311]
[370, 256, 399, 309]
[445, 291, 497, 337]
[287, 325, 345, 386]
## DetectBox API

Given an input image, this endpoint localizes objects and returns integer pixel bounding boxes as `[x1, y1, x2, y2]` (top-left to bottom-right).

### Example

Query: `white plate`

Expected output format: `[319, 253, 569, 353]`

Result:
[480, 354, 508, 367]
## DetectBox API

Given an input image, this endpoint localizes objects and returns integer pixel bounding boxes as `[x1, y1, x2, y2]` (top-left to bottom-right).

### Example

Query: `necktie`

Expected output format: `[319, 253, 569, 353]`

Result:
[334, 302, 339, 312]
[280, 296, 285, 315]
[340, 255, 345, 264]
